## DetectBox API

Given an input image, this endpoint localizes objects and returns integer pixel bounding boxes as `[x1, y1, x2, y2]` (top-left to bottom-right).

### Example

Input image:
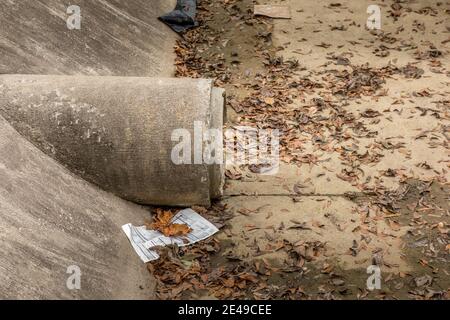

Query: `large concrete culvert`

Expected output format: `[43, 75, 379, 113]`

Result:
[0, 0, 225, 299]
[0, 75, 225, 207]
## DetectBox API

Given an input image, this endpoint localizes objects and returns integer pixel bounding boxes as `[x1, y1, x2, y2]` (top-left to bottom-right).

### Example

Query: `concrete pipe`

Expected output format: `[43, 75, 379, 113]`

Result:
[0, 75, 225, 207]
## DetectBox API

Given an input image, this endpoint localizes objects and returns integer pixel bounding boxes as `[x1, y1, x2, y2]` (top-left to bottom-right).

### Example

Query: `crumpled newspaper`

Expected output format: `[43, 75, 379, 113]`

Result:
[122, 208, 219, 262]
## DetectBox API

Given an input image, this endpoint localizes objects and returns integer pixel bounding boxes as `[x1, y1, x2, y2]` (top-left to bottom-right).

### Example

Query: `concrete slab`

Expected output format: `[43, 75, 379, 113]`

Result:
[222, 0, 448, 279]
[220, 196, 410, 272]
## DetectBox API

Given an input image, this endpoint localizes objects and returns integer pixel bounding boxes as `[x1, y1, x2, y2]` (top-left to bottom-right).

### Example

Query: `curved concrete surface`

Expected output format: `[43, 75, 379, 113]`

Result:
[0, 0, 177, 77]
[0, 75, 224, 206]
[0, 115, 155, 299]
[0, 0, 225, 299]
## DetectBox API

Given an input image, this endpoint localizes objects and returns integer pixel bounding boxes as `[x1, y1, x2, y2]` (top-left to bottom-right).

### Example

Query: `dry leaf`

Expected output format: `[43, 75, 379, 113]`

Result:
[147, 209, 192, 237]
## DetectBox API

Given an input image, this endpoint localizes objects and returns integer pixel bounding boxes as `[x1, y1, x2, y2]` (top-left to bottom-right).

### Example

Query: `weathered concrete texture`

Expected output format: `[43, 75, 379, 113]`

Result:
[0, 0, 177, 77]
[0, 75, 225, 206]
[0, 115, 155, 299]
[0, 0, 224, 299]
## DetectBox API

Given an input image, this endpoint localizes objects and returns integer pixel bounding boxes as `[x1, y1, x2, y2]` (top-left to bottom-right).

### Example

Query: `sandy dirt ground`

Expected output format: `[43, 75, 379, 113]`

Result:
[146, 0, 449, 300]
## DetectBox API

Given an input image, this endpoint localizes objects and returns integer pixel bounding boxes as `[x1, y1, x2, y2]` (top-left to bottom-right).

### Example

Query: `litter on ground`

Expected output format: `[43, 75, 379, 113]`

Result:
[122, 208, 219, 262]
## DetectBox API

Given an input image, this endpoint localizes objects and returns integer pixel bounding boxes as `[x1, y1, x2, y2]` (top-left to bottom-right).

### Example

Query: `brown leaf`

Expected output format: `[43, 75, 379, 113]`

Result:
[147, 209, 192, 237]
[162, 224, 192, 237]
[223, 277, 235, 288]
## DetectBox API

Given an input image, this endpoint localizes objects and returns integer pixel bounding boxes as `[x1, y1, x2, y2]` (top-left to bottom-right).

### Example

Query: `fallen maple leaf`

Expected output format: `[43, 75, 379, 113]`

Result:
[147, 209, 192, 237]
[162, 223, 192, 237]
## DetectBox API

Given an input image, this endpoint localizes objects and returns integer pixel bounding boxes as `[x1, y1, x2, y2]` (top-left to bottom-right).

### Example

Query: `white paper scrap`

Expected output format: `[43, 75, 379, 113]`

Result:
[254, 5, 291, 19]
[122, 208, 219, 263]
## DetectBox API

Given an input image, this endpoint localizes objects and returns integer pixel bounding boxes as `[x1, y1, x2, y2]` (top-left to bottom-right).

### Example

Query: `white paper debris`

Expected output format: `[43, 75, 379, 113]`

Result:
[254, 5, 291, 19]
[122, 208, 219, 263]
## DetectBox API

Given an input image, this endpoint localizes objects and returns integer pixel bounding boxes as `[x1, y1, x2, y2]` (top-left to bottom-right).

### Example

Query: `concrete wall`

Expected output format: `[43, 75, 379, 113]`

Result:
[0, 0, 177, 76]
[0, 115, 155, 299]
